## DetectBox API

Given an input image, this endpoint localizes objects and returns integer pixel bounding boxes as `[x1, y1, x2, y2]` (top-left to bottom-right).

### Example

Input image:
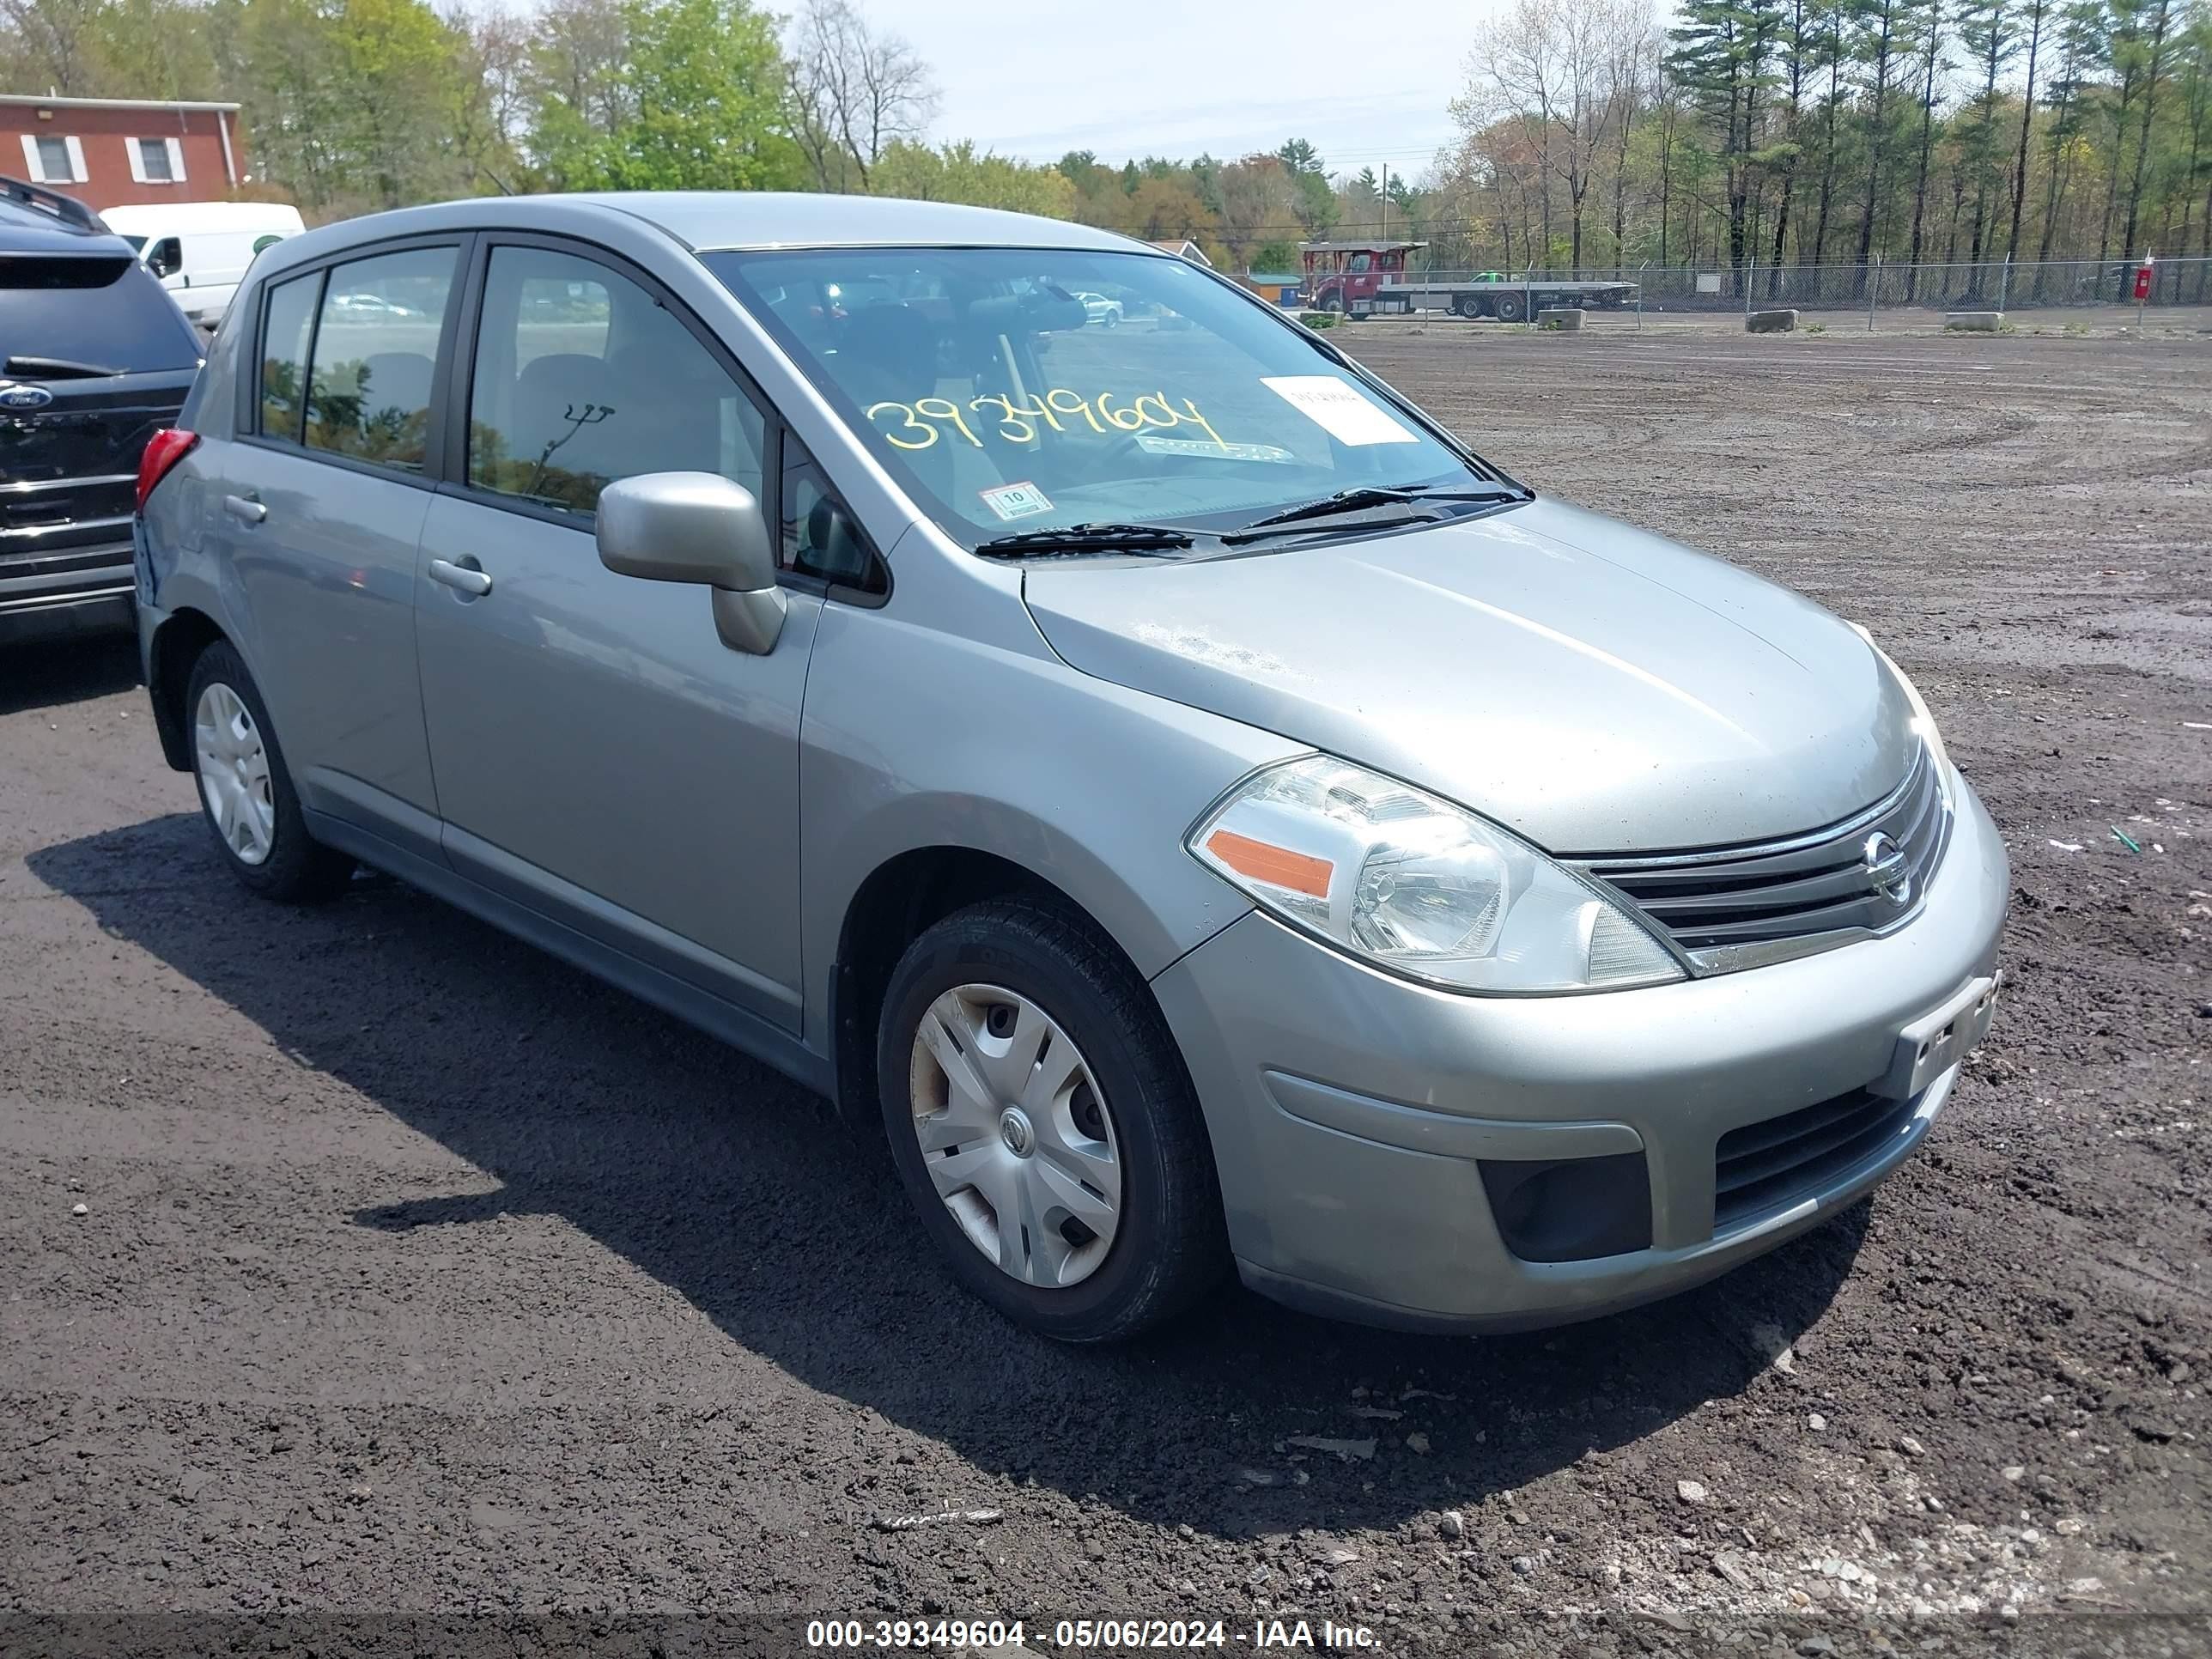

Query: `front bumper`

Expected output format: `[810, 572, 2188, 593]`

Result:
[1152, 769, 2011, 1333]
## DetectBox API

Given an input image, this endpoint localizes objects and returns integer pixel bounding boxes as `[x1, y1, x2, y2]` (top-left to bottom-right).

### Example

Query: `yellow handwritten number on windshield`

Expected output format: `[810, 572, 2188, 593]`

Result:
[869, 391, 1228, 453]
[866, 400, 941, 451]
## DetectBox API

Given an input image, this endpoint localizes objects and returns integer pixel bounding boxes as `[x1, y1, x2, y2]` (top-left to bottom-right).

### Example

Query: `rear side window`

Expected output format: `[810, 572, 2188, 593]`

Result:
[258, 272, 319, 441]
[0, 253, 200, 375]
[303, 246, 457, 473]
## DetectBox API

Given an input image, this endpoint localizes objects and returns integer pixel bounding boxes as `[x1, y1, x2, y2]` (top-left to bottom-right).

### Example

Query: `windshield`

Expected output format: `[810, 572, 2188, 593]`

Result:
[705, 246, 1503, 550]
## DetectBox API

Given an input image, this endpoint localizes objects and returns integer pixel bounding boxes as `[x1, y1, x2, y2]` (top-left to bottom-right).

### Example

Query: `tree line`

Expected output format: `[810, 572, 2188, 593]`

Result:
[3, 0, 2206, 276]
[1443, 0, 2212, 276]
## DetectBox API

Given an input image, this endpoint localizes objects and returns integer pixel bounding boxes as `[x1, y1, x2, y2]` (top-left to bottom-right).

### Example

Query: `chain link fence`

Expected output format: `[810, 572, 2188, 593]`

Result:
[1261, 256, 2212, 316]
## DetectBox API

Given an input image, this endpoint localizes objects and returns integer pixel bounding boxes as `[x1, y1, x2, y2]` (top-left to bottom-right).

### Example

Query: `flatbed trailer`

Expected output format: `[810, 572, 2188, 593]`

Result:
[1297, 242, 1636, 321]
[1350, 276, 1638, 321]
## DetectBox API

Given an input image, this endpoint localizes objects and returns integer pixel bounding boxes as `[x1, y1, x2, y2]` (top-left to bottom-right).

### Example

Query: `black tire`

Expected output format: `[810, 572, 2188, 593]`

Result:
[1495, 293, 1525, 322]
[1455, 295, 1481, 319]
[876, 898, 1228, 1342]
[184, 641, 353, 902]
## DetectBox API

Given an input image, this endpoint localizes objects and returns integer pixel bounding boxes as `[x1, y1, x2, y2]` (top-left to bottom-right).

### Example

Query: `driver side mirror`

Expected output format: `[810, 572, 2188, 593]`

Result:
[596, 471, 786, 655]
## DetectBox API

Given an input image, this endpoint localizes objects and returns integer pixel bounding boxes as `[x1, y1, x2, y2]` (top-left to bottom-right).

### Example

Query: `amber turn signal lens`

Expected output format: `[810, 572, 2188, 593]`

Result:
[1204, 829, 1334, 898]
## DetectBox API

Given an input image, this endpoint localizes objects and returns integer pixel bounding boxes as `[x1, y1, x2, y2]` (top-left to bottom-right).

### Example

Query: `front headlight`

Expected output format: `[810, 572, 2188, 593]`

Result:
[1849, 623, 1954, 799]
[1188, 756, 1685, 994]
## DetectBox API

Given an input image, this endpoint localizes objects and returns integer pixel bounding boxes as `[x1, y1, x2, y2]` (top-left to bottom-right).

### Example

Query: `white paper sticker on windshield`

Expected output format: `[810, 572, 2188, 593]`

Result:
[979, 480, 1054, 520]
[1260, 375, 1419, 446]
[1135, 434, 1295, 463]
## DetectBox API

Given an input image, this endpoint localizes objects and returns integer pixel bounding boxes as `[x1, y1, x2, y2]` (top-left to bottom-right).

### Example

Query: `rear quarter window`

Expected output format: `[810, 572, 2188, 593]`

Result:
[0, 253, 201, 374]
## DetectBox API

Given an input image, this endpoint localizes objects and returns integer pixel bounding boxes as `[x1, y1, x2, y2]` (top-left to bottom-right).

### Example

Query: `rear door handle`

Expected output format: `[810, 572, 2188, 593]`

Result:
[428, 557, 493, 597]
[222, 494, 265, 524]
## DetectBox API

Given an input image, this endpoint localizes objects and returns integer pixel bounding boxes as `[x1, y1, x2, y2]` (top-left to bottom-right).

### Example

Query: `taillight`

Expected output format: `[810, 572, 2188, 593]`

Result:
[137, 428, 198, 514]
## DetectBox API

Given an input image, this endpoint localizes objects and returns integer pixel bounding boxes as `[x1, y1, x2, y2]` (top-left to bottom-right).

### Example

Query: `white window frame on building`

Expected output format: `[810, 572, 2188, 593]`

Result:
[125, 136, 187, 185]
[19, 132, 88, 184]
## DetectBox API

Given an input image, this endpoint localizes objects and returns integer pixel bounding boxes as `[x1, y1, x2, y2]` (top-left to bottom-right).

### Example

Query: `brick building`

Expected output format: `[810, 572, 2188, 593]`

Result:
[3, 94, 245, 210]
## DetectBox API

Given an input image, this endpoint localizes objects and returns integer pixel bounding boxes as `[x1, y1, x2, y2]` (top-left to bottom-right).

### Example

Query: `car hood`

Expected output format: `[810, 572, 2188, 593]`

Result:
[1021, 497, 1917, 854]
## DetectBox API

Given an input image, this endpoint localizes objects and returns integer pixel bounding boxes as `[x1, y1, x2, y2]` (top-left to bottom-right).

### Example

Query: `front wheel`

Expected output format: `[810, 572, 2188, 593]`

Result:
[185, 641, 353, 902]
[877, 899, 1227, 1342]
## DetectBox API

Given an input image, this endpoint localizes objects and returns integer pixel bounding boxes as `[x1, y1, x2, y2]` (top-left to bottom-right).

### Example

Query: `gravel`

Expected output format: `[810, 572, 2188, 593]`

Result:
[3, 320, 2207, 1654]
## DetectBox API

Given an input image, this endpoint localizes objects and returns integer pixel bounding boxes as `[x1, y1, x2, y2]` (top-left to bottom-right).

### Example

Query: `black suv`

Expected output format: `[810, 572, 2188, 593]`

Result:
[2, 175, 203, 646]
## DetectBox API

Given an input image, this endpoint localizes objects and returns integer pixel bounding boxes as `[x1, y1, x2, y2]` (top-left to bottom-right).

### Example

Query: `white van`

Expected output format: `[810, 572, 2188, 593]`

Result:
[98, 201, 307, 328]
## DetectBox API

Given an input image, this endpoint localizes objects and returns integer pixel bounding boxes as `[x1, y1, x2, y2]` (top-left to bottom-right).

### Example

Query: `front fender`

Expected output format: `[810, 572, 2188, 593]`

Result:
[797, 601, 1297, 1058]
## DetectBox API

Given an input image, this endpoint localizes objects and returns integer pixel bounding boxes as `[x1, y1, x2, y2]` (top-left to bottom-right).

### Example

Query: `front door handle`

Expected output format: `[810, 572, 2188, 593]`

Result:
[222, 494, 265, 524]
[428, 557, 493, 598]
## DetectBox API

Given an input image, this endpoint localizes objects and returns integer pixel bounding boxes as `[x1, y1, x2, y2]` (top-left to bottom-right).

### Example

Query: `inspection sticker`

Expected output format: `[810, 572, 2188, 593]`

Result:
[1135, 434, 1295, 463]
[1259, 375, 1419, 446]
[978, 480, 1054, 520]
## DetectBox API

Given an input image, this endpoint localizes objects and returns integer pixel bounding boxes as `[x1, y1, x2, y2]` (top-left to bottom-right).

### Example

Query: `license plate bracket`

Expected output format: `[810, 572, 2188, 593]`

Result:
[1874, 971, 2002, 1100]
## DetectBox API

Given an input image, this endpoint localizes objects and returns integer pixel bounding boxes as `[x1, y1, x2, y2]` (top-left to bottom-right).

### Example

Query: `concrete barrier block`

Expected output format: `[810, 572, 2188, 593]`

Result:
[1945, 311, 2005, 331]
[1535, 307, 1583, 331]
[1746, 309, 1797, 333]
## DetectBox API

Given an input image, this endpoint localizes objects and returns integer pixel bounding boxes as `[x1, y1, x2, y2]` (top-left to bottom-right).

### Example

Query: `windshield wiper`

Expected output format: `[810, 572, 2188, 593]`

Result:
[4, 355, 124, 379]
[1223, 483, 1525, 542]
[974, 523, 1195, 558]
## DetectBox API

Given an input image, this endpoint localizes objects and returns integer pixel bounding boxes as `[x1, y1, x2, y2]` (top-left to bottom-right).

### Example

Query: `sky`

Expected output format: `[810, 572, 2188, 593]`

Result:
[863, 0, 1476, 179]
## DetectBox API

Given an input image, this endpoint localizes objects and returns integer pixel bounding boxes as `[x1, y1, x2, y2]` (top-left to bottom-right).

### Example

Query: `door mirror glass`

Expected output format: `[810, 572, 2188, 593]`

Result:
[596, 471, 786, 654]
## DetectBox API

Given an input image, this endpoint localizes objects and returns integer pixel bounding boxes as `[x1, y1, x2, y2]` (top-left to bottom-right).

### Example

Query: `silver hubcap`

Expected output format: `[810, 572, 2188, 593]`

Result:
[192, 681, 276, 866]
[908, 984, 1121, 1289]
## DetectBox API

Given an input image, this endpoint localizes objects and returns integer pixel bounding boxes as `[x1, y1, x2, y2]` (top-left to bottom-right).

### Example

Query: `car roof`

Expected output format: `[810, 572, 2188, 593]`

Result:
[0, 193, 136, 255]
[582, 192, 1142, 254]
[256, 191, 1157, 271]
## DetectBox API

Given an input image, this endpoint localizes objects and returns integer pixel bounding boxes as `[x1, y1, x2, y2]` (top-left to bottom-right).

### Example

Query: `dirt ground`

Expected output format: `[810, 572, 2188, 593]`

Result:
[3, 322, 2209, 1658]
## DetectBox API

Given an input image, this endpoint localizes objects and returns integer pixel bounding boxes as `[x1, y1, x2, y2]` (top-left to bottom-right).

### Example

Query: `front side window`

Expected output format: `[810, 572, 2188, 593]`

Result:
[304, 246, 457, 472]
[467, 245, 765, 519]
[258, 271, 319, 440]
[708, 246, 1498, 554]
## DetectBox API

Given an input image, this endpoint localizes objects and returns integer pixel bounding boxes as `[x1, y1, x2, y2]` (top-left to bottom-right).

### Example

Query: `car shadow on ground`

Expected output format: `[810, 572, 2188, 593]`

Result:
[0, 634, 140, 717]
[32, 813, 1867, 1538]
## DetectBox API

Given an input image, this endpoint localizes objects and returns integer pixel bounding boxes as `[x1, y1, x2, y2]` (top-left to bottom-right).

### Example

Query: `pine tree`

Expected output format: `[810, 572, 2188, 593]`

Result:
[1955, 0, 2020, 267]
[2033, 1, 2111, 279]
[2007, 0, 2054, 260]
[1905, 0, 1948, 294]
[1848, 0, 1911, 283]
[1668, 0, 1787, 270]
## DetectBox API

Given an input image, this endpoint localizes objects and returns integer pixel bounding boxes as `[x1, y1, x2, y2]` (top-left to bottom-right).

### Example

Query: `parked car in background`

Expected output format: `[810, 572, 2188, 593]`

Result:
[134, 193, 2007, 1344]
[326, 291, 426, 320]
[1072, 289, 1123, 327]
[2, 174, 201, 647]
[99, 200, 304, 329]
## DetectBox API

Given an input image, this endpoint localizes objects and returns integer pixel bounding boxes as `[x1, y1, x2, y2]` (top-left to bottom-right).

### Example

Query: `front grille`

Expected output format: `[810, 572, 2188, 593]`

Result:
[1713, 1086, 1918, 1231]
[1577, 748, 1949, 972]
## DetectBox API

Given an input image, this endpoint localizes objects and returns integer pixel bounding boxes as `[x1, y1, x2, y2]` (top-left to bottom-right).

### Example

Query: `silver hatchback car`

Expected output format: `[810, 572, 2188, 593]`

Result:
[134, 193, 2008, 1342]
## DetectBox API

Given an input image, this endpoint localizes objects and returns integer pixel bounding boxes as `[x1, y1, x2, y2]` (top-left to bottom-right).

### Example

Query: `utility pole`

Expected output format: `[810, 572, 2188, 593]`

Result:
[1380, 161, 1389, 242]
